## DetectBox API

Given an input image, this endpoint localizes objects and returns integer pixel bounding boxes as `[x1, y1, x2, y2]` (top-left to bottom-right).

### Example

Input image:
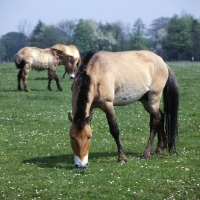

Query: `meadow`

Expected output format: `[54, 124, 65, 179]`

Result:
[0, 62, 199, 200]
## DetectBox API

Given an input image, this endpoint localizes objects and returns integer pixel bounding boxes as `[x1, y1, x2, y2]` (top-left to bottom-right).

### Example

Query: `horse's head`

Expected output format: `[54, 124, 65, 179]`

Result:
[68, 113, 94, 168]
[51, 48, 78, 79]
[65, 55, 78, 79]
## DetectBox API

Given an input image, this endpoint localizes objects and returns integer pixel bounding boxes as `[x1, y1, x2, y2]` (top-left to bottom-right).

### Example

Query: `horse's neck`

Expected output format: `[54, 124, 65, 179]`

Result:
[73, 102, 91, 119]
[58, 58, 64, 65]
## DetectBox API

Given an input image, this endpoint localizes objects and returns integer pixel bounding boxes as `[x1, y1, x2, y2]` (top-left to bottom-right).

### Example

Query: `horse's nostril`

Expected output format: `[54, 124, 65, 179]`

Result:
[75, 164, 80, 168]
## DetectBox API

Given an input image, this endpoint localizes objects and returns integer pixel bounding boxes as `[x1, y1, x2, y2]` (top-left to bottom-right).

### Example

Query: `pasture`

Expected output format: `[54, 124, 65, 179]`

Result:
[0, 62, 200, 199]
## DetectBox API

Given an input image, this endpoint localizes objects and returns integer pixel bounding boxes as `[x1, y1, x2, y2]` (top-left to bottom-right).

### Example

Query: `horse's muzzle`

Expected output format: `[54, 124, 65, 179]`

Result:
[69, 74, 75, 79]
[75, 163, 89, 169]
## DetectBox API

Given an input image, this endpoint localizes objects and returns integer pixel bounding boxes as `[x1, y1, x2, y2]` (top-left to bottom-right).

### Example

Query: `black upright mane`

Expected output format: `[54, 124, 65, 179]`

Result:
[73, 51, 95, 130]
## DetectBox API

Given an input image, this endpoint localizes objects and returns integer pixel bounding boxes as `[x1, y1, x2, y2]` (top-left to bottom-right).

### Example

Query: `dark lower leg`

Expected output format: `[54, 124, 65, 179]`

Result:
[17, 70, 23, 90]
[47, 78, 52, 91]
[141, 114, 158, 159]
[106, 111, 127, 163]
[63, 70, 67, 78]
[47, 70, 52, 91]
[22, 72, 30, 92]
[155, 110, 166, 155]
[55, 74, 63, 91]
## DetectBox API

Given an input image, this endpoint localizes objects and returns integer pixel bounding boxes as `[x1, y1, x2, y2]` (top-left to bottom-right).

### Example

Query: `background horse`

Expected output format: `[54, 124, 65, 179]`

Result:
[68, 50, 179, 168]
[14, 47, 76, 92]
[52, 44, 81, 79]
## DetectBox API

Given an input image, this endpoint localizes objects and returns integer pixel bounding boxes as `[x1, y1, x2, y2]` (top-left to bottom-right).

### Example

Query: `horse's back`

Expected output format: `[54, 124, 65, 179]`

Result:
[86, 51, 169, 106]
[16, 47, 54, 70]
[52, 44, 80, 58]
[87, 50, 168, 82]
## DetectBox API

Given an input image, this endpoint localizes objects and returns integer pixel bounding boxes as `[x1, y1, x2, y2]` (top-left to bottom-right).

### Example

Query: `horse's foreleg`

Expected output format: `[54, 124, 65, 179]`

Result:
[63, 69, 67, 79]
[22, 66, 31, 92]
[141, 113, 158, 159]
[103, 102, 127, 164]
[55, 74, 63, 91]
[47, 69, 52, 91]
[48, 68, 63, 91]
[155, 110, 167, 155]
[17, 69, 23, 91]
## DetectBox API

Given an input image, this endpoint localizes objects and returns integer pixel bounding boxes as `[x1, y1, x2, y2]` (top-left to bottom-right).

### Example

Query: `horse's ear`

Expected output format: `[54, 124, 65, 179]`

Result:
[86, 113, 94, 125]
[68, 55, 75, 61]
[68, 112, 73, 123]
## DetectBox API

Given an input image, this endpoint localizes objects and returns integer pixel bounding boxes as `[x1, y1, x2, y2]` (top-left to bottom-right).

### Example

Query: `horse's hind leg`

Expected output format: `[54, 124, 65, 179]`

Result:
[102, 102, 127, 164]
[140, 94, 163, 159]
[22, 65, 31, 92]
[141, 112, 159, 159]
[17, 69, 23, 91]
[155, 110, 167, 155]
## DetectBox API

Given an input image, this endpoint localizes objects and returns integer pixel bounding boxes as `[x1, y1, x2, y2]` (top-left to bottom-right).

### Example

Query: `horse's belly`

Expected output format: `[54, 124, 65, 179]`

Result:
[31, 56, 52, 70]
[113, 86, 149, 106]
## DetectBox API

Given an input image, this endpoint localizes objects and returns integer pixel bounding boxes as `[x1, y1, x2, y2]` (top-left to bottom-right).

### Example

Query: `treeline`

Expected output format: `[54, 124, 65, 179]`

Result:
[0, 13, 200, 62]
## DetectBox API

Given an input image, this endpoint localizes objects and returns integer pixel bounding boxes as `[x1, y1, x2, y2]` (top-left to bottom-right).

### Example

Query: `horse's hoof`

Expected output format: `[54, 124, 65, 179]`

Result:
[118, 160, 127, 165]
[58, 88, 63, 91]
[140, 154, 151, 159]
[169, 151, 178, 156]
[24, 89, 31, 92]
[47, 88, 52, 91]
[118, 155, 128, 164]
[155, 148, 164, 156]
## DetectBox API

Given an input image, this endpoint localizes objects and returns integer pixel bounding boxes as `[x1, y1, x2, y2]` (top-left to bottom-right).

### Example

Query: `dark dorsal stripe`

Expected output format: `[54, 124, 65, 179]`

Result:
[73, 52, 95, 130]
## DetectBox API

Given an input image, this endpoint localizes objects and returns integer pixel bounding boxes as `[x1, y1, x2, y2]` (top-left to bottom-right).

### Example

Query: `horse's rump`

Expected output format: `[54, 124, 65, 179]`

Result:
[14, 54, 25, 69]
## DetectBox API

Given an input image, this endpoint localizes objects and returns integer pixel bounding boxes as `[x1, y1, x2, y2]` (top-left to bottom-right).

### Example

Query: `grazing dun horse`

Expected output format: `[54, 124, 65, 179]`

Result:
[68, 51, 179, 168]
[14, 47, 76, 92]
[52, 44, 81, 79]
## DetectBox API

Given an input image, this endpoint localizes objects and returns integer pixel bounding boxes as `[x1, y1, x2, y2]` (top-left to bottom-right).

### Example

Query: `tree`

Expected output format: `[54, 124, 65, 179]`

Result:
[148, 17, 170, 55]
[29, 25, 65, 48]
[161, 15, 192, 60]
[89, 20, 117, 52]
[17, 19, 32, 37]
[190, 18, 200, 61]
[112, 21, 131, 51]
[130, 18, 149, 50]
[72, 19, 95, 54]
[98, 21, 131, 51]
[57, 19, 77, 44]
[0, 42, 6, 62]
[29, 20, 46, 46]
[0, 32, 28, 62]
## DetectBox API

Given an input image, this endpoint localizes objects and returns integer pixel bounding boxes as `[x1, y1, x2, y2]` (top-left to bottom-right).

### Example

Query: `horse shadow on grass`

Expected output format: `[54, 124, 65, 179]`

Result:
[34, 77, 48, 80]
[22, 151, 140, 170]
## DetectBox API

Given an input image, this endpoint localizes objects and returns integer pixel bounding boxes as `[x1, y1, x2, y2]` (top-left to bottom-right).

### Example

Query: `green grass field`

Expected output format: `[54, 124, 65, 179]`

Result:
[0, 62, 200, 199]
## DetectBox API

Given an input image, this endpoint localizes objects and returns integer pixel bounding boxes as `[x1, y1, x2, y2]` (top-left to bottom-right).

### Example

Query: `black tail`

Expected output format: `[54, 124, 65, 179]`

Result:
[163, 67, 179, 154]
[14, 54, 25, 69]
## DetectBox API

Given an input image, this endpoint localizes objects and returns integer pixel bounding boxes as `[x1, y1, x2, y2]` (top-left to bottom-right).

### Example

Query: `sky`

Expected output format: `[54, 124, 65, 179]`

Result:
[0, 0, 200, 37]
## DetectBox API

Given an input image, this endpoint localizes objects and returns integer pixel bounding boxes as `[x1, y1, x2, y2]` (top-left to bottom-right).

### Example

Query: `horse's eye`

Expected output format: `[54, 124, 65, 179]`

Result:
[88, 137, 92, 141]
[70, 136, 74, 141]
